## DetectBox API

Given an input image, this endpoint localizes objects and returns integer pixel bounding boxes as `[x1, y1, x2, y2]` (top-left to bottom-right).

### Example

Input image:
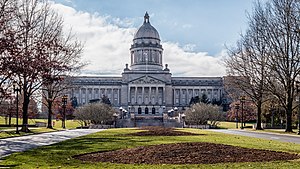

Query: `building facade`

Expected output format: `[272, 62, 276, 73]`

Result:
[70, 12, 224, 117]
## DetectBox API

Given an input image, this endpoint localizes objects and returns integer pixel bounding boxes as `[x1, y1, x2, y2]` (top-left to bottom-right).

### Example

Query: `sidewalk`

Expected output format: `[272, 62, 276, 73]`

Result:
[211, 129, 300, 144]
[0, 129, 105, 158]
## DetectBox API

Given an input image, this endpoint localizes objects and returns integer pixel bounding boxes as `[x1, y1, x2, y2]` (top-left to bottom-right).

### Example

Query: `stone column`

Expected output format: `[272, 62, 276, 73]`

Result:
[148, 87, 151, 104]
[156, 87, 158, 104]
[179, 88, 182, 105]
[135, 86, 137, 104]
[173, 89, 175, 106]
[186, 89, 188, 106]
[127, 87, 130, 104]
[142, 87, 145, 104]
[163, 87, 166, 104]
[78, 88, 81, 104]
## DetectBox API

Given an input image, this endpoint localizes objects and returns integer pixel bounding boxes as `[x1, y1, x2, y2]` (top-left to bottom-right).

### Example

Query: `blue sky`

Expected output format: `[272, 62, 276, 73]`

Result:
[51, 0, 258, 76]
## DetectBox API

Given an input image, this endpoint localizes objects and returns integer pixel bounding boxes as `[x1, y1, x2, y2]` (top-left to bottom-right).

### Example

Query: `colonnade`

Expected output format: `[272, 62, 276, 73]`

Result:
[128, 85, 165, 105]
[173, 87, 222, 106]
[72, 87, 121, 105]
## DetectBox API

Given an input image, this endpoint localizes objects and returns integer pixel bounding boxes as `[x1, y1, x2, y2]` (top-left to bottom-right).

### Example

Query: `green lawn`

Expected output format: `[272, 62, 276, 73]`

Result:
[218, 121, 254, 129]
[1, 128, 300, 168]
[0, 116, 81, 138]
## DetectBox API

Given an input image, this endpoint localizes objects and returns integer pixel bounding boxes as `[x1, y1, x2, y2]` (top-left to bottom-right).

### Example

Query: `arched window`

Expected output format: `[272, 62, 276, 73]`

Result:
[152, 107, 156, 114]
[138, 107, 142, 114]
[145, 107, 149, 114]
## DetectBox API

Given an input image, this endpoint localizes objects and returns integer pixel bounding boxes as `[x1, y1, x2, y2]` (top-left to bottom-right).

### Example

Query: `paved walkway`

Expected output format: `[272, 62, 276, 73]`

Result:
[0, 129, 105, 159]
[211, 129, 300, 144]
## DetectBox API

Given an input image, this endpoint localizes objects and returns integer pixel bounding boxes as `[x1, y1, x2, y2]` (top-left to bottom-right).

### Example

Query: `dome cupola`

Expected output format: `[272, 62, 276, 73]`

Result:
[134, 12, 160, 40]
[130, 12, 163, 71]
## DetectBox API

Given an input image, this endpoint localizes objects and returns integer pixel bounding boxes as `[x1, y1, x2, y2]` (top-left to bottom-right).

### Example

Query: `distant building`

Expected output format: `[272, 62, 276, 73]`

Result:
[70, 12, 225, 118]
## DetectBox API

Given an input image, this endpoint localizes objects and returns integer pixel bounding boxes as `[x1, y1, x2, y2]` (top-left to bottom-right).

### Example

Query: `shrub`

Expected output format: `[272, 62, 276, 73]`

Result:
[74, 103, 116, 126]
[184, 103, 225, 126]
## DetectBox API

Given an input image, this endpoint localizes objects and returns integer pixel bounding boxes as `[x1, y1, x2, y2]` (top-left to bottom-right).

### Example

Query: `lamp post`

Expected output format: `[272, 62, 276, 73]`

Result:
[128, 106, 131, 118]
[181, 113, 186, 128]
[113, 113, 118, 128]
[61, 95, 68, 129]
[174, 107, 178, 117]
[296, 81, 300, 135]
[170, 108, 174, 117]
[235, 103, 240, 129]
[13, 81, 20, 134]
[119, 107, 123, 119]
[124, 109, 127, 119]
[240, 95, 246, 129]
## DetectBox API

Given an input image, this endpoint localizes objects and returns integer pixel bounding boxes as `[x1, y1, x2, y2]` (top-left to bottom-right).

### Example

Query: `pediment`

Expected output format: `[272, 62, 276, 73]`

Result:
[130, 76, 165, 84]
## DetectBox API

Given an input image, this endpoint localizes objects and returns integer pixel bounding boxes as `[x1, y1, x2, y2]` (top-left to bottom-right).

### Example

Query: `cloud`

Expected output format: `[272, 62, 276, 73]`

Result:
[182, 43, 196, 52]
[163, 42, 225, 76]
[51, 2, 226, 77]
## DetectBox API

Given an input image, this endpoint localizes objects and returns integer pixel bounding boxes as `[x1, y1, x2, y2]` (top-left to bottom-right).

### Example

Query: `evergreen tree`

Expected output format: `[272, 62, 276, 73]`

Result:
[101, 95, 111, 106]
[200, 94, 210, 104]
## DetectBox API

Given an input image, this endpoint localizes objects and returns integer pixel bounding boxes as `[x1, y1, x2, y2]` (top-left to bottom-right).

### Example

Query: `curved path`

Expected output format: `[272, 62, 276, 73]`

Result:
[0, 129, 105, 158]
[211, 129, 300, 144]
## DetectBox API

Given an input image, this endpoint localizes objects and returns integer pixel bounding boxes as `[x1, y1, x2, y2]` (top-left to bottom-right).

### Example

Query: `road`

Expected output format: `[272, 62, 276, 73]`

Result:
[211, 129, 300, 144]
[0, 129, 104, 158]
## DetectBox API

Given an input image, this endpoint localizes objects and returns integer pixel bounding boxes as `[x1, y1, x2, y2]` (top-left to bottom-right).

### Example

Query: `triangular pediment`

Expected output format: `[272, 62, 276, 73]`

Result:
[130, 75, 165, 84]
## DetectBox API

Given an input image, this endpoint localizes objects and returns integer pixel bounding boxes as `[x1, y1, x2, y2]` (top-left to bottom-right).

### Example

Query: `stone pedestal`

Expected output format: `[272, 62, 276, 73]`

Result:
[130, 112, 135, 119]
[163, 112, 168, 121]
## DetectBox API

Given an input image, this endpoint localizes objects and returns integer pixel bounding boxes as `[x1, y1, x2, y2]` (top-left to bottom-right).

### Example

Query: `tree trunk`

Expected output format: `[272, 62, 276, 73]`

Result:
[21, 93, 30, 132]
[285, 96, 293, 132]
[47, 101, 53, 129]
[256, 100, 263, 130]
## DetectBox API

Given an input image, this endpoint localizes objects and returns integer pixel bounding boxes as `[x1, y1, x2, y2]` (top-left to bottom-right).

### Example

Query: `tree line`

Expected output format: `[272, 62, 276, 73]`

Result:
[0, 0, 84, 132]
[225, 0, 300, 132]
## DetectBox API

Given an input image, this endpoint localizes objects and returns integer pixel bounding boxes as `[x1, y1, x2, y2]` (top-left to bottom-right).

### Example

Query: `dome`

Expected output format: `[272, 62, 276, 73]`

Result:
[134, 12, 160, 40]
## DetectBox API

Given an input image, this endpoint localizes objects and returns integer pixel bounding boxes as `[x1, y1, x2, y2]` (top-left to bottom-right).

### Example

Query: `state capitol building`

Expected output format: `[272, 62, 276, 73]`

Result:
[70, 13, 224, 116]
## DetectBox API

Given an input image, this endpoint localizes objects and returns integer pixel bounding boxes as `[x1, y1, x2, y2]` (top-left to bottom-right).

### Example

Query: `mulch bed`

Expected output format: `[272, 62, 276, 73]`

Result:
[74, 142, 299, 164]
[74, 127, 299, 164]
[125, 126, 201, 136]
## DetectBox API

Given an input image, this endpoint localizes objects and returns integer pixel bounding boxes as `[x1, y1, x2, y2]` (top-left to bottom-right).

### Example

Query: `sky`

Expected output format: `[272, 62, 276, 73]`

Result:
[50, 0, 258, 77]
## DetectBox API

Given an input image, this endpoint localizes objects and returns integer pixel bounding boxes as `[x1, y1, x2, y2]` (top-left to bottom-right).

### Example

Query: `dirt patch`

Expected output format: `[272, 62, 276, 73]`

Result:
[74, 142, 299, 164]
[125, 126, 201, 136]
[75, 127, 298, 164]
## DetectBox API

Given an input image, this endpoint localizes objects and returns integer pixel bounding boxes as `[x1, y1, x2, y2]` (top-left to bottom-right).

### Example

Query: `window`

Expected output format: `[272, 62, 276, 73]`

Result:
[158, 97, 162, 104]
[138, 107, 142, 114]
[152, 107, 156, 114]
[145, 107, 149, 114]
[152, 96, 155, 103]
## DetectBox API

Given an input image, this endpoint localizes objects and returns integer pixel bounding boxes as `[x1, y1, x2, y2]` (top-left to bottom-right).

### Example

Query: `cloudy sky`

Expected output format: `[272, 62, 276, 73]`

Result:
[51, 0, 257, 77]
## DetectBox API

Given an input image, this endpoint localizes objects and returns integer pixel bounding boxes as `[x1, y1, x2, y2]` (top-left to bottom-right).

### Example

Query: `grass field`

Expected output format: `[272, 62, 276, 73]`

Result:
[0, 116, 81, 138]
[1, 128, 300, 168]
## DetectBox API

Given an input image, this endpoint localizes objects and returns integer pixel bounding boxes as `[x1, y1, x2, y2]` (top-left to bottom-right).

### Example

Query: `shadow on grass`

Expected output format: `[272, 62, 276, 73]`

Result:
[0, 164, 18, 168]
[38, 137, 154, 153]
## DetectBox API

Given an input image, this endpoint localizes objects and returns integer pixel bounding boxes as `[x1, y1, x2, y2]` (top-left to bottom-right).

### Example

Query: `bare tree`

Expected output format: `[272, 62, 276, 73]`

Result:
[225, 2, 270, 130]
[40, 24, 83, 129]
[0, 0, 16, 102]
[225, 0, 300, 132]
[0, 0, 83, 132]
[263, 0, 300, 132]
